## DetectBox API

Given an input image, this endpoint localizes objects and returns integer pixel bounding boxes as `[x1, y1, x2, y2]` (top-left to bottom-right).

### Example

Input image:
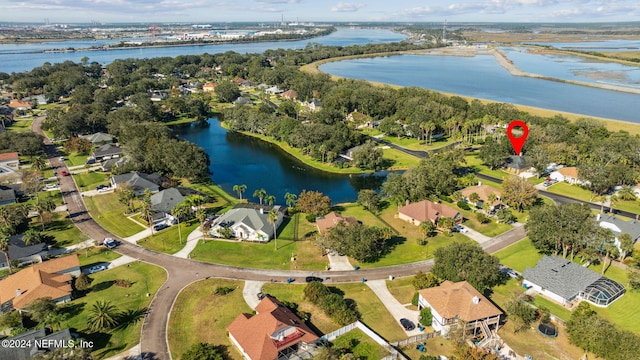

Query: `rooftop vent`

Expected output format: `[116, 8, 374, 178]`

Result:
[472, 296, 480, 304]
[15, 288, 21, 296]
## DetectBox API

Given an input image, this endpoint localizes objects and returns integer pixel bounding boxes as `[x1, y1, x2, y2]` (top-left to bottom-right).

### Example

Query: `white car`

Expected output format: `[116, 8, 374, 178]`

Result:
[88, 265, 107, 274]
[455, 225, 468, 233]
[104, 238, 118, 249]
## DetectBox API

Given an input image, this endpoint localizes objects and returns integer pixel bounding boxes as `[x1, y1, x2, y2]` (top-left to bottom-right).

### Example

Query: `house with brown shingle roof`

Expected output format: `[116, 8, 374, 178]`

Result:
[8, 99, 33, 110]
[0, 255, 80, 314]
[227, 295, 319, 360]
[549, 166, 587, 185]
[280, 90, 298, 100]
[0, 152, 20, 170]
[398, 200, 462, 227]
[460, 185, 502, 210]
[418, 280, 502, 336]
[202, 82, 217, 92]
[316, 212, 357, 234]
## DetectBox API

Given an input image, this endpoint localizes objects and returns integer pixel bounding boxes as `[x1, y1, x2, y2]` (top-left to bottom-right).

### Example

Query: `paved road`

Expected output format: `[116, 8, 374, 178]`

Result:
[31, 116, 530, 359]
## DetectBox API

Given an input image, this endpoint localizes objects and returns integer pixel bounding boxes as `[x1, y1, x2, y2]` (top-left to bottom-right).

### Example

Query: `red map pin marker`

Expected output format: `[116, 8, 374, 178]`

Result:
[506, 120, 529, 156]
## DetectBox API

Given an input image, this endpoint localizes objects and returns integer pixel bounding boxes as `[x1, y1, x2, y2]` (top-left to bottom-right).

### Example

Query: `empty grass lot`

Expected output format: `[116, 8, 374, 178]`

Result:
[545, 182, 598, 202]
[382, 147, 421, 169]
[168, 278, 250, 360]
[84, 194, 144, 237]
[494, 238, 543, 273]
[62, 261, 166, 359]
[43, 212, 89, 248]
[73, 171, 110, 191]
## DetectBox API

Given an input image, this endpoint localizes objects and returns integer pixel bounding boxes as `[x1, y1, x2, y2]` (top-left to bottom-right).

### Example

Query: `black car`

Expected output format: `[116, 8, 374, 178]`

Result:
[153, 223, 169, 231]
[399, 318, 415, 331]
[305, 276, 323, 283]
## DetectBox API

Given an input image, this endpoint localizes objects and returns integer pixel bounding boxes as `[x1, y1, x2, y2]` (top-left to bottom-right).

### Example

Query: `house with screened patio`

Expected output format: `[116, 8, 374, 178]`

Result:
[522, 256, 625, 307]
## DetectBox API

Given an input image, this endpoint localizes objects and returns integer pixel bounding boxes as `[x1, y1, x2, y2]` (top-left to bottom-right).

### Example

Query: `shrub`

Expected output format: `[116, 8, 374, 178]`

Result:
[304, 282, 359, 325]
[305, 213, 317, 223]
[476, 212, 490, 224]
[213, 286, 235, 295]
[439, 195, 453, 203]
[419, 307, 433, 326]
[74, 273, 93, 291]
[411, 292, 419, 306]
[416, 238, 427, 246]
[114, 279, 133, 288]
[456, 201, 471, 210]
[412, 271, 440, 290]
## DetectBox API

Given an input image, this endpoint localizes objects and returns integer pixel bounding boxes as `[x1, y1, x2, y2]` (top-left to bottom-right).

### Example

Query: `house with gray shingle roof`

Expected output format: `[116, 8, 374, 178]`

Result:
[92, 143, 122, 161]
[210, 204, 284, 242]
[597, 214, 640, 256]
[0, 185, 16, 205]
[150, 188, 185, 220]
[0, 234, 48, 270]
[79, 132, 114, 146]
[110, 172, 161, 196]
[523, 256, 625, 307]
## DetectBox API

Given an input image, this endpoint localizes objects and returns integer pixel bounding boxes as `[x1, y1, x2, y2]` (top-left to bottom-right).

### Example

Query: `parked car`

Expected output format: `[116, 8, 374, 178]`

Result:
[60, 171, 69, 176]
[399, 318, 415, 331]
[86, 158, 96, 165]
[305, 276, 323, 283]
[257, 292, 266, 300]
[104, 238, 118, 249]
[88, 265, 107, 274]
[454, 225, 468, 233]
[153, 223, 169, 231]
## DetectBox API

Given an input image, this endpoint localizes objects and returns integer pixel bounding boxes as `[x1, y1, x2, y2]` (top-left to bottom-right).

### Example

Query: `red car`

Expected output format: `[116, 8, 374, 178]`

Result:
[60, 171, 69, 176]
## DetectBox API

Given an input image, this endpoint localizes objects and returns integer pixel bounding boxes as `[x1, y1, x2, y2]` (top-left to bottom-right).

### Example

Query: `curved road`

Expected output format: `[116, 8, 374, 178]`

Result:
[32, 115, 524, 359]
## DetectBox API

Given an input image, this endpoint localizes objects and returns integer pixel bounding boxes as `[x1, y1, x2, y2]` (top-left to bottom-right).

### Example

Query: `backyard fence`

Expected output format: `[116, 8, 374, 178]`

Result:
[320, 321, 410, 360]
[391, 331, 440, 347]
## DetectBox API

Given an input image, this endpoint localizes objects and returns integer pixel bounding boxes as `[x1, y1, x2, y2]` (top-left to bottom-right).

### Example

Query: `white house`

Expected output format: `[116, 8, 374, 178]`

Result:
[210, 205, 284, 242]
[597, 214, 640, 256]
[523, 256, 625, 307]
[417, 281, 502, 336]
[549, 167, 587, 185]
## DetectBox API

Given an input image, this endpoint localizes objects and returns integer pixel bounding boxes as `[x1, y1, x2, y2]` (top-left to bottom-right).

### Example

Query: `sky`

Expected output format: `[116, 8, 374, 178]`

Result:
[1, 0, 639, 24]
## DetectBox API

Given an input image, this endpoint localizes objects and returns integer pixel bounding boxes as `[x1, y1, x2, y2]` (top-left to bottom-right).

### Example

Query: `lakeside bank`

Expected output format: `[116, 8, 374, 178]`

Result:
[304, 49, 640, 135]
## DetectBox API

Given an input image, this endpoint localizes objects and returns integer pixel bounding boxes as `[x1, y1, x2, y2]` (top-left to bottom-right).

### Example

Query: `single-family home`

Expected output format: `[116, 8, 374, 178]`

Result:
[79, 132, 114, 146]
[0, 185, 16, 205]
[0, 234, 49, 270]
[549, 166, 586, 185]
[8, 99, 32, 111]
[0, 254, 80, 314]
[316, 212, 357, 234]
[233, 96, 253, 106]
[232, 77, 247, 85]
[110, 172, 162, 196]
[0, 105, 13, 128]
[0, 328, 74, 360]
[264, 86, 283, 95]
[523, 256, 625, 307]
[228, 295, 319, 360]
[210, 204, 284, 242]
[92, 144, 122, 161]
[596, 214, 640, 256]
[202, 82, 217, 92]
[280, 89, 298, 100]
[418, 281, 503, 336]
[460, 185, 502, 211]
[150, 187, 186, 221]
[505, 155, 530, 175]
[303, 98, 322, 112]
[398, 200, 462, 227]
[100, 157, 127, 172]
[149, 91, 167, 102]
[0, 152, 20, 170]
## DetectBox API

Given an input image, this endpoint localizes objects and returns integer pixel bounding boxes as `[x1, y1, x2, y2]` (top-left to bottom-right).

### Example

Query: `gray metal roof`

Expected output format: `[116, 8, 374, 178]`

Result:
[523, 256, 602, 301]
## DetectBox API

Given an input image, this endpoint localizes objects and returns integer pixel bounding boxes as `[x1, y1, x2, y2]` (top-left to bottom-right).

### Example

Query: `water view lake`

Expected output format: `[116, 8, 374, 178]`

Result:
[173, 119, 387, 204]
[320, 54, 640, 122]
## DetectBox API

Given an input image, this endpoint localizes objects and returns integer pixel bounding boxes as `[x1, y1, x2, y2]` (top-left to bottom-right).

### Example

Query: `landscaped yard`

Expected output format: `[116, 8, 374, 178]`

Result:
[386, 276, 416, 306]
[137, 220, 200, 254]
[77, 246, 122, 267]
[61, 261, 166, 359]
[84, 194, 145, 237]
[168, 278, 252, 360]
[545, 182, 598, 202]
[381, 147, 420, 169]
[73, 171, 110, 191]
[332, 328, 390, 359]
[453, 204, 513, 237]
[6, 118, 33, 132]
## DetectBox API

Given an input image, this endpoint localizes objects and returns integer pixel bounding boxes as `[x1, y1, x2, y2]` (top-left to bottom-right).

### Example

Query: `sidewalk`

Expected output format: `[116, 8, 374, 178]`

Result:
[173, 228, 203, 258]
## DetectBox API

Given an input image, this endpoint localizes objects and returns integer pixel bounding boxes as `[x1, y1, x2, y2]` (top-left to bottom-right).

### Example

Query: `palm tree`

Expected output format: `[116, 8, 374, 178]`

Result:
[32, 198, 55, 231]
[139, 196, 154, 236]
[0, 232, 12, 274]
[617, 186, 636, 201]
[31, 155, 47, 204]
[23, 228, 44, 246]
[609, 195, 618, 214]
[186, 195, 206, 209]
[419, 221, 435, 240]
[469, 192, 481, 207]
[265, 194, 276, 206]
[171, 201, 191, 245]
[233, 184, 247, 200]
[268, 209, 279, 251]
[44, 312, 68, 331]
[87, 300, 120, 332]
[253, 188, 267, 205]
[0, 206, 14, 233]
[284, 192, 297, 209]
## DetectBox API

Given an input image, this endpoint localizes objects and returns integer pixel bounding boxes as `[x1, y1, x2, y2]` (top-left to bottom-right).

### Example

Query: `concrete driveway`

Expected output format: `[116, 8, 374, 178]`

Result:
[243, 280, 265, 309]
[461, 227, 491, 244]
[365, 279, 422, 336]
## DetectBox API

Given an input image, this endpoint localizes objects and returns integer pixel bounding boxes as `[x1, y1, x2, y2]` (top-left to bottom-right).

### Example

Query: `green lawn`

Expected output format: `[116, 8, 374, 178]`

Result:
[26, 190, 64, 207]
[6, 119, 33, 132]
[453, 203, 513, 237]
[67, 152, 90, 167]
[339, 203, 388, 228]
[181, 179, 237, 208]
[84, 195, 144, 237]
[73, 171, 110, 191]
[615, 199, 640, 215]
[333, 328, 390, 359]
[532, 296, 572, 322]
[382, 147, 421, 169]
[464, 154, 510, 180]
[137, 220, 200, 254]
[386, 276, 416, 305]
[61, 261, 166, 359]
[494, 238, 543, 273]
[168, 279, 250, 359]
[77, 246, 122, 267]
[352, 205, 474, 268]
[545, 182, 598, 202]
[43, 212, 89, 248]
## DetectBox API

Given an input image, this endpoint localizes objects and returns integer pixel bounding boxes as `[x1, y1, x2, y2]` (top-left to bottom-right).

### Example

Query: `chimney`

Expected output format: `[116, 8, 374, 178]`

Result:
[472, 296, 480, 304]
[406, 199, 410, 206]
